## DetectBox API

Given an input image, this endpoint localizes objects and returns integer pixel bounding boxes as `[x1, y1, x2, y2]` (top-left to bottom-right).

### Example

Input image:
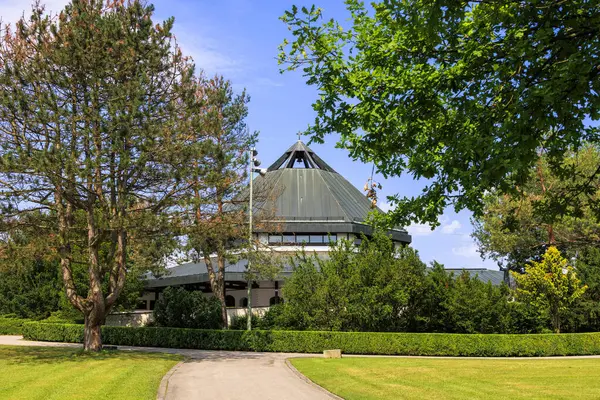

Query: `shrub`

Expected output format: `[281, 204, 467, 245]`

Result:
[0, 317, 33, 335]
[153, 287, 222, 329]
[22, 322, 600, 357]
[230, 313, 263, 330]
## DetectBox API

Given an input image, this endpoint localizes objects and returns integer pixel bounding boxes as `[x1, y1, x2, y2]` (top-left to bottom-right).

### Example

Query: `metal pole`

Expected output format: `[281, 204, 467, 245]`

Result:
[247, 148, 254, 331]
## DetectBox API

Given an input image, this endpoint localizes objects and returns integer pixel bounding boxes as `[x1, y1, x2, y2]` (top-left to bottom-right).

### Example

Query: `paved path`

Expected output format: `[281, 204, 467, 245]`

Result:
[0, 336, 333, 400]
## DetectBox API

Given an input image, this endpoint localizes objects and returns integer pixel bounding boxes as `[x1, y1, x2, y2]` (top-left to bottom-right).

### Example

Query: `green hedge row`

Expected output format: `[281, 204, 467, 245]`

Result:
[22, 322, 600, 357]
[0, 318, 33, 335]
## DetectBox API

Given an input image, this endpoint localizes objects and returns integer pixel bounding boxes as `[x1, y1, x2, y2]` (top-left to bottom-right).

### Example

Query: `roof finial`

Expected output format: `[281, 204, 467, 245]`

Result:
[297, 132, 301, 141]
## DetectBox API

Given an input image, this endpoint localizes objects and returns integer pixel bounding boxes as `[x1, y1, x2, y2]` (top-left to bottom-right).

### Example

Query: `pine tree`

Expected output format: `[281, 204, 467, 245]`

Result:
[0, 1, 198, 350]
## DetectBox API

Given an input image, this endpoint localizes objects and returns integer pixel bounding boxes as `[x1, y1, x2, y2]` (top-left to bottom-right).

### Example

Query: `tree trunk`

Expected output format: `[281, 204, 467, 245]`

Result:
[83, 313, 103, 351]
[217, 289, 228, 328]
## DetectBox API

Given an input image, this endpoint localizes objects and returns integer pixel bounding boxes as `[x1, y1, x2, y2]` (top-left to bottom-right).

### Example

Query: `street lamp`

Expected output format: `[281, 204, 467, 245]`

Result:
[247, 147, 265, 331]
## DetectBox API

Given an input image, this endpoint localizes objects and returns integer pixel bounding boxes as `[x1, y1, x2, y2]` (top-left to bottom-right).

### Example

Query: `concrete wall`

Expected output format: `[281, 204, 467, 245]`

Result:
[106, 310, 154, 327]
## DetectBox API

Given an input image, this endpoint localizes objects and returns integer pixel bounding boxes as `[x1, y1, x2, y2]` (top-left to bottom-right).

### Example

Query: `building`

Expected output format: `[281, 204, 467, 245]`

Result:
[137, 140, 506, 321]
[140, 140, 411, 314]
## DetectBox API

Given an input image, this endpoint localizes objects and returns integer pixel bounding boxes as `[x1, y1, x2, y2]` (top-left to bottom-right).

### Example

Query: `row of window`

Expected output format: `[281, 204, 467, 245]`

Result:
[268, 233, 362, 246]
[268, 233, 340, 245]
[225, 295, 282, 307]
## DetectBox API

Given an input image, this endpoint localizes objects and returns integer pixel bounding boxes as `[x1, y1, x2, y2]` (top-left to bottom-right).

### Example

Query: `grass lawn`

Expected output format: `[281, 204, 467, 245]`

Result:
[291, 357, 600, 400]
[0, 345, 182, 400]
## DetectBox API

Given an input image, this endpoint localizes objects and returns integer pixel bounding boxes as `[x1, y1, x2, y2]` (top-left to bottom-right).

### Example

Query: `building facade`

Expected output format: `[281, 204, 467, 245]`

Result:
[141, 140, 411, 313]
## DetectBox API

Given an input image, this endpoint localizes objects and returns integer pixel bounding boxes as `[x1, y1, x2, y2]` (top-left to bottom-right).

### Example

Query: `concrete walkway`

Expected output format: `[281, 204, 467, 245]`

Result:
[0, 336, 333, 400]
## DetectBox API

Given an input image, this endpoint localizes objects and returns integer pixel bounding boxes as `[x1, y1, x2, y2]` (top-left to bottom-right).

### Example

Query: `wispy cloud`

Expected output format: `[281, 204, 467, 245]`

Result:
[452, 244, 479, 258]
[174, 30, 242, 77]
[441, 220, 461, 234]
[407, 222, 435, 236]
[0, 0, 70, 25]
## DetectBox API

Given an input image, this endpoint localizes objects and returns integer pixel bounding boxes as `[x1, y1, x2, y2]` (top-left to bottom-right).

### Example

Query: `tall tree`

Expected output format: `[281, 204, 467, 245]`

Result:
[183, 76, 255, 327]
[0, 1, 197, 350]
[473, 145, 600, 272]
[512, 246, 587, 333]
[278, 1, 600, 227]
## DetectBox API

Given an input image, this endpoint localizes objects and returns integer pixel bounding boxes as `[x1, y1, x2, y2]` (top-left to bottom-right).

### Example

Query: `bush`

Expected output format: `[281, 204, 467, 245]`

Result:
[153, 287, 222, 329]
[0, 317, 33, 335]
[22, 322, 600, 357]
[230, 313, 262, 330]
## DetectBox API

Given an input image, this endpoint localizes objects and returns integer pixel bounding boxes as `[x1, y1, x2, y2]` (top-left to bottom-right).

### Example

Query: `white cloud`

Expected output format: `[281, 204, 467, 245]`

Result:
[452, 244, 479, 258]
[174, 30, 242, 77]
[0, 1, 70, 25]
[407, 222, 435, 236]
[441, 220, 461, 234]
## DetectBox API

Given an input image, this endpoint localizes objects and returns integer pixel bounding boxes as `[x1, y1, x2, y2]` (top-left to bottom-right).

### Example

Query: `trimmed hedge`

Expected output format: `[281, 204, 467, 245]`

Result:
[0, 318, 33, 335]
[22, 322, 600, 357]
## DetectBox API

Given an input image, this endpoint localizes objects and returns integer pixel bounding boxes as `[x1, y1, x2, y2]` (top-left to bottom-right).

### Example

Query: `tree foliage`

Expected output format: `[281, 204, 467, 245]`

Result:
[278, 0, 600, 227]
[274, 232, 427, 332]
[473, 145, 600, 272]
[512, 246, 587, 333]
[180, 76, 256, 328]
[153, 286, 221, 330]
[0, 0, 198, 350]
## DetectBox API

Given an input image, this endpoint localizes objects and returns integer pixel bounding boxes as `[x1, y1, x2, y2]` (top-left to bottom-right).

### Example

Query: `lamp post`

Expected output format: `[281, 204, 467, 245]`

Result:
[247, 147, 262, 331]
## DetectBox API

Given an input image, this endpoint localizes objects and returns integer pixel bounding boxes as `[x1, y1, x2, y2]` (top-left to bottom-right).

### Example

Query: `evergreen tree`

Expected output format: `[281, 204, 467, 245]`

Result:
[0, 1, 198, 350]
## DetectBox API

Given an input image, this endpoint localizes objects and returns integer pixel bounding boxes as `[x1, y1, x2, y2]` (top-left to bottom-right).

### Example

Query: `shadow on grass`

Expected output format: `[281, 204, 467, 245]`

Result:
[0, 345, 181, 366]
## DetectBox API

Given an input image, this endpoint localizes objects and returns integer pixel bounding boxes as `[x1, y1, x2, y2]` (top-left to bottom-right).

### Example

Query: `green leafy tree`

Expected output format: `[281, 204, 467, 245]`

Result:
[153, 286, 221, 329]
[278, 1, 600, 227]
[473, 145, 600, 272]
[512, 246, 587, 333]
[563, 247, 600, 332]
[0, 1, 198, 350]
[276, 232, 427, 332]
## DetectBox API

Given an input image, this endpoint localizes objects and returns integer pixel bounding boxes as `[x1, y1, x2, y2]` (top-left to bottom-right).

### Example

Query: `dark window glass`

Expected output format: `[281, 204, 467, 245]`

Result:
[327, 234, 337, 243]
[310, 235, 324, 243]
[149, 300, 156, 310]
[269, 296, 282, 306]
[240, 298, 248, 307]
[354, 238, 362, 246]
[268, 235, 282, 244]
[296, 235, 309, 244]
[283, 234, 295, 244]
[225, 295, 235, 307]
[136, 300, 147, 310]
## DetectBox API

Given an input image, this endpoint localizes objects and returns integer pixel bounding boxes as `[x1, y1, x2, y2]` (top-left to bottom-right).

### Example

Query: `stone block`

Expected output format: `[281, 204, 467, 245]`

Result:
[323, 349, 342, 358]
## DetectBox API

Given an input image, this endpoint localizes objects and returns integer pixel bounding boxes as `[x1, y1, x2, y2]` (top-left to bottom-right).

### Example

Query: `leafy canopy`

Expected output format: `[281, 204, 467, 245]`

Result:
[512, 246, 587, 333]
[473, 145, 600, 272]
[279, 1, 600, 226]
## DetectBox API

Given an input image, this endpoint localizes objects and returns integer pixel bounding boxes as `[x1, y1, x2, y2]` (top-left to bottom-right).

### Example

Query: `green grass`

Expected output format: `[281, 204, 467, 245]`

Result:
[291, 357, 600, 400]
[0, 346, 182, 400]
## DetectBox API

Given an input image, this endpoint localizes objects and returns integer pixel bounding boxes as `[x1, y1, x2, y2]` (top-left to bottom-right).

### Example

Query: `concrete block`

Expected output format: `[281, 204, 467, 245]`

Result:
[323, 349, 342, 358]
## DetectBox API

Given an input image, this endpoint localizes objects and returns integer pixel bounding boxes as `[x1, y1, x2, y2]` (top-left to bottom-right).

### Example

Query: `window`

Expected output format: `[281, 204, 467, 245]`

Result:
[283, 234, 296, 244]
[327, 234, 337, 243]
[269, 296, 282, 306]
[268, 235, 282, 244]
[225, 295, 235, 308]
[136, 300, 148, 310]
[296, 235, 309, 244]
[149, 300, 156, 310]
[240, 297, 248, 307]
[309, 235, 324, 243]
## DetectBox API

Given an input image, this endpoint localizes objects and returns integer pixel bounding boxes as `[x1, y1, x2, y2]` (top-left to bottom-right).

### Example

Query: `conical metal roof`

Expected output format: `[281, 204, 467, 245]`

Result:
[247, 140, 410, 243]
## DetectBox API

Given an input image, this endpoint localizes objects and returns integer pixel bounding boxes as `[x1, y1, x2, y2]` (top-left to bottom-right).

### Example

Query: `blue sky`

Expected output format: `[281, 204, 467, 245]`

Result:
[0, 0, 497, 270]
